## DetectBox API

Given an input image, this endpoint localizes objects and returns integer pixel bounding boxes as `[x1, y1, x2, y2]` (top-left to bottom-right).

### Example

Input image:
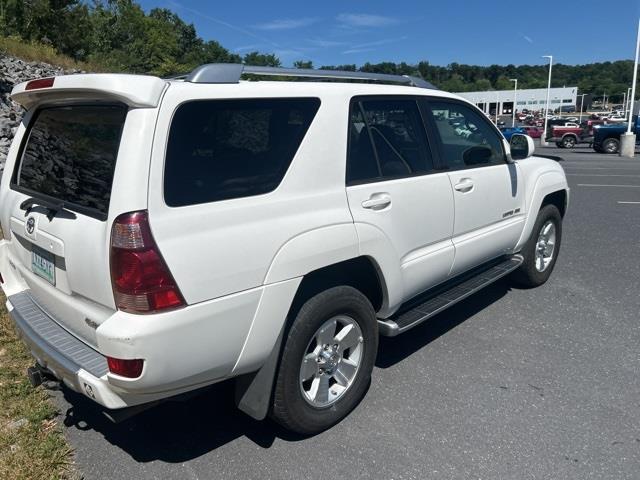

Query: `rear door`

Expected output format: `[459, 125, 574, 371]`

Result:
[346, 96, 455, 304]
[423, 98, 525, 276]
[0, 103, 149, 347]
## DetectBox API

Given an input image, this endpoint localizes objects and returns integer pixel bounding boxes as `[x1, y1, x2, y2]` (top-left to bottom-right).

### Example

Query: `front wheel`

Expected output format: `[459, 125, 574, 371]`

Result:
[603, 138, 620, 154]
[271, 286, 378, 435]
[512, 204, 562, 288]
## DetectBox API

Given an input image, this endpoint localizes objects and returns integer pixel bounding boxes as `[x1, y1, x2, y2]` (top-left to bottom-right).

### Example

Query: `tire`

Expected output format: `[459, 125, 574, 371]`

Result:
[603, 138, 620, 154]
[271, 286, 378, 435]
[555, 142, 564, 148]
[512, 204, 562, 288]
[594, 145, 604, 153]
[562, 136, 577, 148]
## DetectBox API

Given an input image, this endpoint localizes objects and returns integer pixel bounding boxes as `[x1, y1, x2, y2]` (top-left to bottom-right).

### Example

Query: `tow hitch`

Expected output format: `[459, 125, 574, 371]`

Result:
[26, 363, 53, 387]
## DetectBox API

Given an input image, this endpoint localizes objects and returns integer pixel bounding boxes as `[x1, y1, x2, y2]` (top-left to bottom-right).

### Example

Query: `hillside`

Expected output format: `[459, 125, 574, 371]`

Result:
[0, 54, 74, 173]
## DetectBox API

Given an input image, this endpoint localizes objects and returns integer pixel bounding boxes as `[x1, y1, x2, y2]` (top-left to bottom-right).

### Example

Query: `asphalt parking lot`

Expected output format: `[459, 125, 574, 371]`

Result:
[52, 143, 640, 480]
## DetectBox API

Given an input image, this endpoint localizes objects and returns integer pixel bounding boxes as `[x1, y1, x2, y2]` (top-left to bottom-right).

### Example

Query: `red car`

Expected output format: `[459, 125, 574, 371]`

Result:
[521, 126, 543, 138]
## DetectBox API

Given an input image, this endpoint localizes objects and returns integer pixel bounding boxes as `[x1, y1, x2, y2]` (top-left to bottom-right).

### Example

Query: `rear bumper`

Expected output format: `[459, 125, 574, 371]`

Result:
[6, 291, 130, 409]
[0, 238, 299, 410]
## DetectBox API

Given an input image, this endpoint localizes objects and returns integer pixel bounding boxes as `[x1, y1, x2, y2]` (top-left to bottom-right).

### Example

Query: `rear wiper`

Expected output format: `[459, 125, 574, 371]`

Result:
[20, 197, 76, 221]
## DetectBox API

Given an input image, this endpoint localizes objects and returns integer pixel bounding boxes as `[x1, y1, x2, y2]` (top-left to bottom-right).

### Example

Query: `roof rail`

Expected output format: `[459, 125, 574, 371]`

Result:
[183, 63, 437, 89]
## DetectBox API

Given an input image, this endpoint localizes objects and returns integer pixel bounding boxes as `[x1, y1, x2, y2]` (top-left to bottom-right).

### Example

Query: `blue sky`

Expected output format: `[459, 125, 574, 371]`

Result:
[138, 0, 640, 67]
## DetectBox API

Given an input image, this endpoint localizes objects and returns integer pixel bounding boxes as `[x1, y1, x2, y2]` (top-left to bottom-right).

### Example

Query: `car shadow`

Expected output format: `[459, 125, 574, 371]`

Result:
[376, 279, 511, 369]
[55, 377, 304, 463]
[53, 279, 511, 463]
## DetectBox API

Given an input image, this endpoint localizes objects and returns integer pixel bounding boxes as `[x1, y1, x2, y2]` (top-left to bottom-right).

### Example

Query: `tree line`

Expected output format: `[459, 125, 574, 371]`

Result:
[0, 0, 635, 101]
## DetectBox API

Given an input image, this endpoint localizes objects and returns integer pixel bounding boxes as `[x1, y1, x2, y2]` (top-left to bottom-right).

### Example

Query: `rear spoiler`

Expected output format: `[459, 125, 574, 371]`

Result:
[11, 73, 168, 110]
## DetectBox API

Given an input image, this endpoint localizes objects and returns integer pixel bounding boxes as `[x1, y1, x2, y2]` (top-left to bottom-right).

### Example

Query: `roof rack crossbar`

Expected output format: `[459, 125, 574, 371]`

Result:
[184, 63, 437, 89]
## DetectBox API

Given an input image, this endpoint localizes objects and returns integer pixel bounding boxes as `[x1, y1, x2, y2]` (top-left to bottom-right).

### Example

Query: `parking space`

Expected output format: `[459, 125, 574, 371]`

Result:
[52, 145, 640, 480]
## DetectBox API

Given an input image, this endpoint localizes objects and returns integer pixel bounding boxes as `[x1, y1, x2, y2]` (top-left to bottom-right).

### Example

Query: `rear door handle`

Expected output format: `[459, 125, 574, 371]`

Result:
[361, 193, 391, 210]
[454, 178, 474, 193]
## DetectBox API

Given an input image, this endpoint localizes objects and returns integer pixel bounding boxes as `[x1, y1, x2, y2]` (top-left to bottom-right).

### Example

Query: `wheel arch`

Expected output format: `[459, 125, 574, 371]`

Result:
[515, 169, 569, 252]
[234, 255, 388, 421]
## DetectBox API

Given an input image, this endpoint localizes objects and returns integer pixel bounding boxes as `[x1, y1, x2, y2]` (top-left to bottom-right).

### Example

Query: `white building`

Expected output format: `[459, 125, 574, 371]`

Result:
[456, 86, 578, 115]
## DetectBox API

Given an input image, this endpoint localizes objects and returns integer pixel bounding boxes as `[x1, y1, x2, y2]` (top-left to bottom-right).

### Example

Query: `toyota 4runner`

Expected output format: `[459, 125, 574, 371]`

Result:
[0, 64, 569, 434]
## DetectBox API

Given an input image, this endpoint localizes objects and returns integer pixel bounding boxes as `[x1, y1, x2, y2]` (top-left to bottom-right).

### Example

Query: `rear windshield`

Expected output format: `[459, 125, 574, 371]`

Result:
[164, 98, 320, 207]
[13, 105, 127, 219]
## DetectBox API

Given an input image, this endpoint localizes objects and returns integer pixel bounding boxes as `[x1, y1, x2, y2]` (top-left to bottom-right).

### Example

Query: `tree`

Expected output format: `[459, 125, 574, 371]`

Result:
[243, 51, 281, 67]
[293, 60, 313, 69]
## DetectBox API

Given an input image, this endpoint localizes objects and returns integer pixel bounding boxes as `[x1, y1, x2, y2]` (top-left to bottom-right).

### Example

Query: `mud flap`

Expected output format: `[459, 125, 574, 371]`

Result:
[234, 326, 285, 420]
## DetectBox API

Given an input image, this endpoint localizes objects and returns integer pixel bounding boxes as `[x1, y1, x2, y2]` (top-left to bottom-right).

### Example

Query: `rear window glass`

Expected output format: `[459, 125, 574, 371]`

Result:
[164, 98, 320, 207]
[13, 105, 127, 219]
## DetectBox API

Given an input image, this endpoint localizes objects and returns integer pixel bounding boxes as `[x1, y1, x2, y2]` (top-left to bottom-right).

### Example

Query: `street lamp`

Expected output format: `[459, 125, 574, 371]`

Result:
[541, 55, 553, 146]
[578, 93, 587, 123]
[510, 78, 518, 126]
[621, 18, 640, 157]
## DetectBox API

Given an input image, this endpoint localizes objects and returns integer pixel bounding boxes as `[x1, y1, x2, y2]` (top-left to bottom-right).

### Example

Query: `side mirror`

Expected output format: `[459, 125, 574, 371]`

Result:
[510, 134, 535, 160]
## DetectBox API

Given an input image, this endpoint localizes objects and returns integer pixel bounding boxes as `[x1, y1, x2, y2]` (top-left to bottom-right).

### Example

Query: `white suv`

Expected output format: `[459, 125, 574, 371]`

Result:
[0, 65, 568, 434]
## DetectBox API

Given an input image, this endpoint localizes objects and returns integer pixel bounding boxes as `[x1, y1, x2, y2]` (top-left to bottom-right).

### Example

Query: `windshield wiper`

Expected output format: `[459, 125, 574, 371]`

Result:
[20, 197, 76, 221]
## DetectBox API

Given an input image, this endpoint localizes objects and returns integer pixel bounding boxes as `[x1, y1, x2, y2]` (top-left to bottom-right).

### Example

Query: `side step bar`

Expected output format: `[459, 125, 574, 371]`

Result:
[378, 255, 523, 337]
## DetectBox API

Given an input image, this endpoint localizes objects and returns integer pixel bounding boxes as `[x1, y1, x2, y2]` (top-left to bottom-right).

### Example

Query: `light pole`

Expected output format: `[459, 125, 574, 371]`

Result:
[578, 93, 587, 124]
[510, 78, 518, 126]
[495, 91, 499, 126]
[627, 87, 632, 115]
[621, 18, 640, 157]
[542, 55, 553, 146]
[622, 91, 627, 116]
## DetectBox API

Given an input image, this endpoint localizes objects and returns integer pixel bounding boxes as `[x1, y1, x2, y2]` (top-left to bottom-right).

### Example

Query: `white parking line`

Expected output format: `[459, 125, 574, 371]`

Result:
[578, 184, 640, 188]
[567, 174, 640, 177]
[617, 201, 640, 204]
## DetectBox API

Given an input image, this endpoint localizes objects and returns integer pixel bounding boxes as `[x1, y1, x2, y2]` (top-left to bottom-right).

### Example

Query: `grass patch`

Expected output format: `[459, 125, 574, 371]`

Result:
[0, 292, 75, 479]
[0, 36, 102, 72]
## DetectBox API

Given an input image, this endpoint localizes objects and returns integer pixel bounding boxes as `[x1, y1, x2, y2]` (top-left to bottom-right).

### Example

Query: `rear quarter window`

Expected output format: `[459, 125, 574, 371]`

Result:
[164, 97, 320, 207]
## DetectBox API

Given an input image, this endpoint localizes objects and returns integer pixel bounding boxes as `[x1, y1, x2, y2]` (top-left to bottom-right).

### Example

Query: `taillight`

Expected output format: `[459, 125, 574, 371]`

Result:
[107, 357, 144, 378]
[25, 77, 55, 90]
[110, 211, 185, 313]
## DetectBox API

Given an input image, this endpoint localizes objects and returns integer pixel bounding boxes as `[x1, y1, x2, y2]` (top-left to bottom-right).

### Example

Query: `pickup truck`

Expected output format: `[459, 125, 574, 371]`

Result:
[593, 115, 640, 153]
[545, 124, 594, 148]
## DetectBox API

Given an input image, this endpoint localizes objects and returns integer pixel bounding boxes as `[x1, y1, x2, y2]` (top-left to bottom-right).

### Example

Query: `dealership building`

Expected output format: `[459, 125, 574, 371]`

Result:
[455, 86, 578, 115]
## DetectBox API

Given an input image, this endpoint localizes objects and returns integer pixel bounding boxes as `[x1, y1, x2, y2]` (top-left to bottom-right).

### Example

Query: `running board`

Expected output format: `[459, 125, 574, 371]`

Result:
[378, 255, 523, 337]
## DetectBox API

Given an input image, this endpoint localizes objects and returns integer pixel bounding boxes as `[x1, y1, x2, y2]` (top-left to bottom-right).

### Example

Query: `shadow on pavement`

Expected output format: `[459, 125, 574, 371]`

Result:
[376, 279, 510, 369]
[54, 279, 511, 463]
[57, 379, 303, 463]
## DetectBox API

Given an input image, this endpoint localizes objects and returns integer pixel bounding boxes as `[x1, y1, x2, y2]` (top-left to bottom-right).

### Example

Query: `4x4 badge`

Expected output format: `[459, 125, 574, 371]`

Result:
[26, 217, 35, 235]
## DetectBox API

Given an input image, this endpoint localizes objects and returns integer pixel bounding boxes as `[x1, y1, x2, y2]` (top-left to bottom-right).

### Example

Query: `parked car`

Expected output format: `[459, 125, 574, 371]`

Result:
[546, 124, 594, 148]
[499, 126, 527, 140]
[520, 126, 543, 138]
[593, 115, 640, 153]
[0, 65, 569, 434]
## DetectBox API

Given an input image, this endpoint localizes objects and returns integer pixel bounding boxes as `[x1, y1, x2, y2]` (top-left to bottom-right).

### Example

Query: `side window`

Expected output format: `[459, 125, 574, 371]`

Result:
[347, 98, 433, 184]
[164, 98, 320, 207]
[427, 100, 505, 170]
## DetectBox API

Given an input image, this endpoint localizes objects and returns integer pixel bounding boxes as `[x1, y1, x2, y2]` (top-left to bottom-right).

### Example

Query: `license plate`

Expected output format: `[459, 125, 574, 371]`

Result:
[32, 246, 55, 285]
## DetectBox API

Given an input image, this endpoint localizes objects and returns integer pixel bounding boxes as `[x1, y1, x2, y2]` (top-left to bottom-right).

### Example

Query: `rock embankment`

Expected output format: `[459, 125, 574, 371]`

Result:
[0, 55, 73, 174]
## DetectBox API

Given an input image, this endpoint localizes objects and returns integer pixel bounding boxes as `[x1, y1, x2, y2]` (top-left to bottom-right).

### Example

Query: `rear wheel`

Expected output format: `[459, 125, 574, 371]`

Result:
[271, 286, 378, 435]
[512, 204, 562, 288]
[555, 142, 564, 148]
[562, 135, 577, 148]
[603, 138, 620, 154]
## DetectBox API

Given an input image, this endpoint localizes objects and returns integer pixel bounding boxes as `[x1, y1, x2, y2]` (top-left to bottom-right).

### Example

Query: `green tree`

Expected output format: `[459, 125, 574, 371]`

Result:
[293, 60, 313, 69]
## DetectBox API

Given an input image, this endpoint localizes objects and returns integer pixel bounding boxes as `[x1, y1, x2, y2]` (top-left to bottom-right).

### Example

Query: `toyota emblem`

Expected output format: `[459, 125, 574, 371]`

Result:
[26, 217, 35, 235]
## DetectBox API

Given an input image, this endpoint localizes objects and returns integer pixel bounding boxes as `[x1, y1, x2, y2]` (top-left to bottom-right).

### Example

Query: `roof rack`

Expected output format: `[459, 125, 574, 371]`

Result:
[181, 63, 437, 89]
